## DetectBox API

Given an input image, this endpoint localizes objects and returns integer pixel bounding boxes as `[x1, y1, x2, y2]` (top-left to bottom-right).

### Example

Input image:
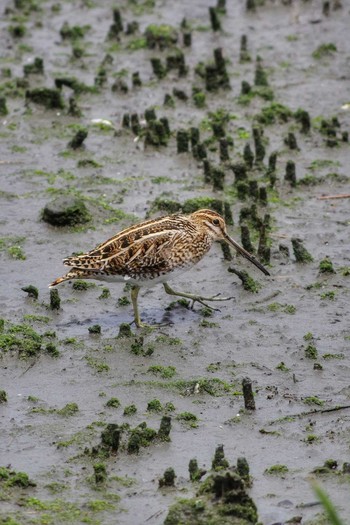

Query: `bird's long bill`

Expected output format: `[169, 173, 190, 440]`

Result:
[224, 234, 270, 276]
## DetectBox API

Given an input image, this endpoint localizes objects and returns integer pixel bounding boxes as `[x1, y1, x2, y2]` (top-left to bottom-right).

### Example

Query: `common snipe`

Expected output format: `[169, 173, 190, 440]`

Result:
[49, 209, 270, 327]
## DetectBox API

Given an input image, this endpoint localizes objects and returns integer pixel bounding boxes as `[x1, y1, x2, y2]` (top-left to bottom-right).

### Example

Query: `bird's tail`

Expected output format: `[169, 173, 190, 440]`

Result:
[49, 269, 91, 288]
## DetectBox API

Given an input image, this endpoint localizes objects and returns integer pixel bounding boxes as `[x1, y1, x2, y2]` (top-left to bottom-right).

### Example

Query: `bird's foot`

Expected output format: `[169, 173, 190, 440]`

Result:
[163, 283, 233, 311]
[133, 319, 172, 330]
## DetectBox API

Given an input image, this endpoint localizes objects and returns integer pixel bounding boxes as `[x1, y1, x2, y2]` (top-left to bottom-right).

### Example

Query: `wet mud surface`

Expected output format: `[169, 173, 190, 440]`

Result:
[1, 0, 350, 524]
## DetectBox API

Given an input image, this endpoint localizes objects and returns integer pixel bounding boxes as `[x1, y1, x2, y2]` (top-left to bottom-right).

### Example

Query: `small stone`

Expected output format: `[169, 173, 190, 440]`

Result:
[42, 197, 91, 226]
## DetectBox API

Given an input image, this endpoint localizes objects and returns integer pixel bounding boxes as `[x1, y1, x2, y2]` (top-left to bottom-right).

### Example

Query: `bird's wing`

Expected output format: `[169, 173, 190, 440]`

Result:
[62, 227, 186, 275]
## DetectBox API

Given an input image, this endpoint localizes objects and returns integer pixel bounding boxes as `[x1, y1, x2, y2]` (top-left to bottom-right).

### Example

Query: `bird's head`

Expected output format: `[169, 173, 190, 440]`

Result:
[191, 209, 228, 241]
[190, 209, 270, 276]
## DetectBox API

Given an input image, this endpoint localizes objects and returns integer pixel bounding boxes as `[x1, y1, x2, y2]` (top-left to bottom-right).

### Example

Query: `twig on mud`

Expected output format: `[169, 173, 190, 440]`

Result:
[318, 194, 350, 200]
[19, 360, 38, 377]
[269, 404, 350, 425]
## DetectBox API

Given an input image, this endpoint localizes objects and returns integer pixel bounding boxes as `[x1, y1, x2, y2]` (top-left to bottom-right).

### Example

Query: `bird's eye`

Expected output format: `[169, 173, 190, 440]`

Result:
[212, 218, 220, 226]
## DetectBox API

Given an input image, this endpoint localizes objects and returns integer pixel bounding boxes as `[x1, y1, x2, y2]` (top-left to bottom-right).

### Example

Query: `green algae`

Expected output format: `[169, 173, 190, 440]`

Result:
[165, 462, 258, 524]
[320, 291, 336, 301]
[72, 280, 96, 291]
[123, 404, 137, 416]
[144, 24, 178, 49]
[303, 397, 325, 407]
[305, 344, 318, 360]
[85, 357, 110, 373]
[312, 43, 337, 59]
[267, 303, 296, 314]
[319, 257, 336, 274]
[22, 497, 104, 524]
[0, 321, 43, 358]
[0, 390, 8, 403]
[148, 365, 177, 378]
[265, 464, 289, 475]
[123, 377, 234, 397]
[147, 399, 163, 412]
[0, 467, 36, 488]
[255, 102, 293, 125]
[105, 398, 120, 409]
[176, 412, 199, 428]
[276, 362, 289, 372]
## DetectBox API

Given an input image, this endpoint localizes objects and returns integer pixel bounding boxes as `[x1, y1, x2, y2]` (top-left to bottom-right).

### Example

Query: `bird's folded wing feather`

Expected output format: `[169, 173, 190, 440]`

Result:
[62, 229, 186, 275]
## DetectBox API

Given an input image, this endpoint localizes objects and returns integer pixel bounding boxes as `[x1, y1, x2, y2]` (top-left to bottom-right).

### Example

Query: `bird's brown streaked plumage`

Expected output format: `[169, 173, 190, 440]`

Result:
[49, 209, 270, 327]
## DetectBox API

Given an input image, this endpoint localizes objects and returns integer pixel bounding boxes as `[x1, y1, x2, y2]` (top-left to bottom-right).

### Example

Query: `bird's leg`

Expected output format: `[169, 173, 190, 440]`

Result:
[130, 285, 169, 329]
[130, 285, 147, 328]
[163, 283, 233, 311]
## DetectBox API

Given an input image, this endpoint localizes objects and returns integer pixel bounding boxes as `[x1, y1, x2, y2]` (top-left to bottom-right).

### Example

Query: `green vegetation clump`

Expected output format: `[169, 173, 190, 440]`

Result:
[176, 412, 198, 428]
[0, 390, 8, 403]
[0, 236, 26, 260]
[60, 22, 90, 41]
[165, 463, 258, 524]
[148, 365, 176, 378]
[72, 280, 95, 291]
[118, 296, 130, 306]
[127, 422, 157, 453]
[265, 464, 289, 475]
[7, 245, 26, 260]
[144, 24, 178, 49]
[9, 24, 26, 38]
[255, 102, 293, 125]
[85, 357, 110, 373]
[26, 88, 65, 109]
[21, 284, 39, 299]
[57, 402, 79, 416]
[98, 287, 110, 299]
[228, 268, 261, 293]
[305, 343, 318, 360]
[88, 324, 101, 334]
[267, 303, 296, 314]
[276, 362, 289, 372]
[303, 396, 325, 406]
[312, 43, 337, 59]
[319, 257, 336, 274]
[54, 76, 96, 95]
[147, 399, 162, 412]
[320, 291, 336, 301]
[105, 398, 120, 409]
[192, 90, 206, 108]
[123, 404, 137, 416]
[0, 322, 44, 358]
[323, 353, 344, 360]
[291, 238, 314, 263]
[0, 466, 36, 488]
[42, 196, 92, 226]
[45, 343, 60, 357]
